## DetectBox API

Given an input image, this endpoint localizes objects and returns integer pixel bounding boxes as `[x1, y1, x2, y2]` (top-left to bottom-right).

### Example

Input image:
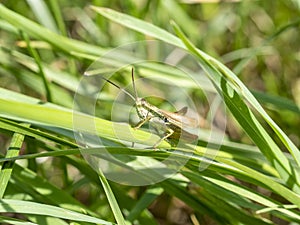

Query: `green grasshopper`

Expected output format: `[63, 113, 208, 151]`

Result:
[103, 69, 199, 148]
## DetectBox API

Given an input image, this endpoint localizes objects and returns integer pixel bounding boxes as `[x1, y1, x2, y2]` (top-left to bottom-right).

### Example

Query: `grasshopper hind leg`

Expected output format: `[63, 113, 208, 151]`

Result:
[153, 128, 174, 149]
[133, 117, 151, 129]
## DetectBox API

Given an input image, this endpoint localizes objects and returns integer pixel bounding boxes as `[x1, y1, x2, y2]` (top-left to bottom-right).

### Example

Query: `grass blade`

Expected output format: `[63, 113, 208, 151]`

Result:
[20, 31, 52, 102]
[126, 187, 163, 222]
[0, 92, 170, 148]
[171, 22, 300, 191]
[26, 0, 59, 33]
[0, 199, 114, 224]
[0, 215, 37, 225]
[0, 123, 30, 198]
[90, 6, 184, 48]
[97, 169, 127, 225]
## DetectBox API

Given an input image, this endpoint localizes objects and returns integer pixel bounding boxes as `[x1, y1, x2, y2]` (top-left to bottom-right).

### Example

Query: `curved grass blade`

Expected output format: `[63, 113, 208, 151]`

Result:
[171, 22, 300, 191]
[90, 6, 184, 48]
[161, 179, 272, 225]
[183, 171, 300, 223]
[97, 169, 127, 225]
[218, 158, 300, 208]
[0, 199, 114, 224]
[0, 118, 77, 147]
[0, 92, 170, 148]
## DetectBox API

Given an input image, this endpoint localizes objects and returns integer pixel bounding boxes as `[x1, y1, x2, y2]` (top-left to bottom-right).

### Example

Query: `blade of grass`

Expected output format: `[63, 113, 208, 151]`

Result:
[47, 0, 78, 75]
[26, 216, 68, 225]
[161, 179, 225, 224]
[0, 199, 114, 224]
[48, 0, 67, 36]
[26, 0, 59, 33]
[219, 158, 300, 207]
[11, 162, 100, 217]
[0, 123, 30, 198]
[126, 186, 163, 222]
[0, 215, 37, 225]
[210, 54, 300, 166]
[90, 6, 184, 48]
[20, 31, 52, 102]
[171, 22, 300, 191]
[0, 144, 272, 189]
[109, 183, 159, 225]
[252, 90, 300, 114]
[221, 159, 300, 208]
[161, 179, 271, 225]
[0, 95, 170, 148]
[0, 118, 77, 147]
[160, 0, 199, 42]
[198, 189, 273, 225]
[97, 169, 127, 225]
[183, 171, 300, 222]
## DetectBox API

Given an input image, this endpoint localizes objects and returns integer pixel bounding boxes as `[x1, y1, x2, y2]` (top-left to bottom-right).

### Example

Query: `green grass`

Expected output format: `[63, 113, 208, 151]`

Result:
[0, 1, 299, 225]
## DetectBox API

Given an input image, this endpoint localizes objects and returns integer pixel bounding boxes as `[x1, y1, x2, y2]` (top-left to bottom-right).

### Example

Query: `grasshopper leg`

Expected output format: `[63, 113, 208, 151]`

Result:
[133, 116, 152, 129]
[153, 128, 174, 149]
[131, 116, 152, 147]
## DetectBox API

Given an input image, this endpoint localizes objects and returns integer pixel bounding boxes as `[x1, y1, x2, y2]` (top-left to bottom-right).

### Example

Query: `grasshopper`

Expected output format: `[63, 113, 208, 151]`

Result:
[103, 68, 199, 148]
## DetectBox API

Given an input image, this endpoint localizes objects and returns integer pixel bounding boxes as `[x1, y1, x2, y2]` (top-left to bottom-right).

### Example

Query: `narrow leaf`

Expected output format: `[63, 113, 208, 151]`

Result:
[0, 199, 114, 224]
[0, 123, 30, 198]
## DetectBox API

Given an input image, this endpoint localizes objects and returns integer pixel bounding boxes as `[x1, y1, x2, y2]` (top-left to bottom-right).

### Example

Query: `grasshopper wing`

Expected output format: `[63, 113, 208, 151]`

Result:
[159, 107, 199, 128]
[174, 106, 188, 116]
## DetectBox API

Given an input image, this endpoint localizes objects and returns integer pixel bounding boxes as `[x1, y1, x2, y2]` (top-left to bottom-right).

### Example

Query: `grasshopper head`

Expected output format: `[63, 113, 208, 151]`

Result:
[135, 97, 146, 106]
[135, 98, 150, 119]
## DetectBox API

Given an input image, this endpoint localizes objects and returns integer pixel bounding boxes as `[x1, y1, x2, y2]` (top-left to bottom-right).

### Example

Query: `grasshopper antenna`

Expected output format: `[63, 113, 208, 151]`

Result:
[131, 68, 139, 100]
[101, 77, 136, 101]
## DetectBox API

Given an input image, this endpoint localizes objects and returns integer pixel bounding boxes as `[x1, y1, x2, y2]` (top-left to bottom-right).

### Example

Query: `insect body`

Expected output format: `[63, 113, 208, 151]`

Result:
[103, 69, 198, 148]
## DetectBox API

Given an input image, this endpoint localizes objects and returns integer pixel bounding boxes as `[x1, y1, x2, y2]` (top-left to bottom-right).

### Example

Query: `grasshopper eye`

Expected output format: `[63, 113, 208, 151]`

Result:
[163, 117, 169, 123]
[141, 98, 146, 105]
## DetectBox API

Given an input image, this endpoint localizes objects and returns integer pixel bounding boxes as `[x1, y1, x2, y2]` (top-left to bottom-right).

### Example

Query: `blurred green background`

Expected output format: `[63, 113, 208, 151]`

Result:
[0, 1, 300, 225]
